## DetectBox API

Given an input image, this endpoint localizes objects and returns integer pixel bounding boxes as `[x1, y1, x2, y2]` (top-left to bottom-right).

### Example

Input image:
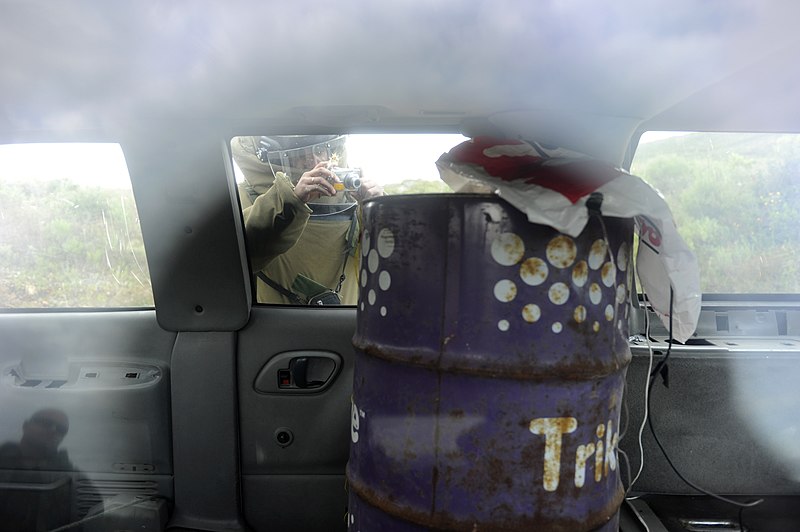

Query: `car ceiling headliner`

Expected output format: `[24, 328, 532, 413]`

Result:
[1, 1, 799, 151]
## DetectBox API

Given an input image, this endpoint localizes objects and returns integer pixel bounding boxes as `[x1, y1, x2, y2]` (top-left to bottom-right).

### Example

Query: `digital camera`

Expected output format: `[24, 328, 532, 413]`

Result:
[331, 167, 362, 192]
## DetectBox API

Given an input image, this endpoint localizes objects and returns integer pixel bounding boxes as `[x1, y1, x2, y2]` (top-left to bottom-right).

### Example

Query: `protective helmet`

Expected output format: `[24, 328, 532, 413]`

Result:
[255, 135, 347, 181]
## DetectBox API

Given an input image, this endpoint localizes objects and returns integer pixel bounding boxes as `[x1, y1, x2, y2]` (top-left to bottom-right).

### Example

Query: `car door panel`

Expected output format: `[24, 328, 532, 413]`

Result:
[621, 342, 800, 496]
[0, 310, 175, 528]
[238, 306, 356, 531]
[169, 330, 247, 531]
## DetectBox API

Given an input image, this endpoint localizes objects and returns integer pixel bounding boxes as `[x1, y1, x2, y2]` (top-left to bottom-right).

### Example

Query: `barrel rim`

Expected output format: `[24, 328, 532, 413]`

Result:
[351, 340, 632, 381]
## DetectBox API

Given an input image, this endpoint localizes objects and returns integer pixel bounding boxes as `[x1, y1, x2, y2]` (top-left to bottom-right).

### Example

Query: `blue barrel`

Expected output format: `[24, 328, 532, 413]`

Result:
[348, 194, 632, 531]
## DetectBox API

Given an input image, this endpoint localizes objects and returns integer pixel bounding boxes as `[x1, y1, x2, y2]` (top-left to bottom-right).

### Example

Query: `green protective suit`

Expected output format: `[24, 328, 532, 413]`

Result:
[232, 136, 361, 305]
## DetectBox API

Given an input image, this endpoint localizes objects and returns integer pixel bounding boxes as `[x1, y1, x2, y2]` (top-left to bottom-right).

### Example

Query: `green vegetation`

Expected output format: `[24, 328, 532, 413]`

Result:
[2, 132, 797, 309]
[631, 132, 800, 293]
[0, 180, 153, 308]
[388, 133, 800, 294]
[384, 179, 452, 195]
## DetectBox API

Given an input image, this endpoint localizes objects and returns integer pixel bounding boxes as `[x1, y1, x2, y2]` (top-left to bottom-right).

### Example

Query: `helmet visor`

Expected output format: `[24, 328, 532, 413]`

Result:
[259, 135, 347, 180]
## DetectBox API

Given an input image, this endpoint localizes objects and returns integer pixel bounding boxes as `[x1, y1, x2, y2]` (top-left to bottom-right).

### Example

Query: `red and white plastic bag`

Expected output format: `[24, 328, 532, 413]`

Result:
[436, 136, 701, 342]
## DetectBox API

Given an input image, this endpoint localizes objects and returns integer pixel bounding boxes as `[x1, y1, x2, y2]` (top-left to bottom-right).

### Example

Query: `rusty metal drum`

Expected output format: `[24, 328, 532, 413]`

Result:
[348, 194, 632, 531]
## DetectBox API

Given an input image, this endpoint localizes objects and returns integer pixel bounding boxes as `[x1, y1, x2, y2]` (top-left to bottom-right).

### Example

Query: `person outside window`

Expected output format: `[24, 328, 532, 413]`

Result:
[232, 135, 383, 305]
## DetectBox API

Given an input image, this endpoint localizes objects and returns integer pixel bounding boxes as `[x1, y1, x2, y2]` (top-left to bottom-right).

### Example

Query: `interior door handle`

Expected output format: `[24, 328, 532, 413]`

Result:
[254, 351, 342, 394]
[291, 357, 326, 388]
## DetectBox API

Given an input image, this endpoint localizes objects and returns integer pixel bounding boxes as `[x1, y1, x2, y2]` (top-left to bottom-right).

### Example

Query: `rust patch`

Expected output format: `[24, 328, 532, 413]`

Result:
[350, 470, 625, 531]
[529, 417, 578, 492]
[491, 232, 525, 266]
[444, 450, 462, 461]
[520, 257, 548, 286]
[486, 456, 513, 492]
[572, 260, 588, 287]
[588, 238, 608, 270]
[589, 283, 602, 305]
[494, 279, 517, 302]
[601, 262, 616, 287]
[546, 235, 577, 268]
[353, 341, 631, 381]
[521, 303, 541, 323]
[548, 282, 570, 305]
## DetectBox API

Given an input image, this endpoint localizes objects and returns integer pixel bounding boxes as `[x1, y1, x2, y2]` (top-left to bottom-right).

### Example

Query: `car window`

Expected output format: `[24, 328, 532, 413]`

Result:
[232, 133, 466, 306]
[0, 143, 153, 308]
[631, 132, 800, 294]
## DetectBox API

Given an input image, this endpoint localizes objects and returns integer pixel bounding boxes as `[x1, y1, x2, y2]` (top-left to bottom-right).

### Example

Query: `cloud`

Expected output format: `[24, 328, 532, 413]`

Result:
[1, 0, 799, 133]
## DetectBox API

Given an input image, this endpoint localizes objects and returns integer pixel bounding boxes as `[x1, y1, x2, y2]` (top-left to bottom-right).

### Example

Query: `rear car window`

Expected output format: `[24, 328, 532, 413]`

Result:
[232, 133, 466, 306]
[631, 132, 800, 294]
[0, 143, 154, 308]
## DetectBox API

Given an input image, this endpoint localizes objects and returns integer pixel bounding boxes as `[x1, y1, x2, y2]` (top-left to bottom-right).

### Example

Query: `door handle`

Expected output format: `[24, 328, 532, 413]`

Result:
[255, 351, 342, 394]
[290, 357, 329, 389]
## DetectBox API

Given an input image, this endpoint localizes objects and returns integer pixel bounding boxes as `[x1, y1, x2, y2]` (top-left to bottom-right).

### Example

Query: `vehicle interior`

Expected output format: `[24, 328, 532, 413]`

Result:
[1, 1, 799, 531]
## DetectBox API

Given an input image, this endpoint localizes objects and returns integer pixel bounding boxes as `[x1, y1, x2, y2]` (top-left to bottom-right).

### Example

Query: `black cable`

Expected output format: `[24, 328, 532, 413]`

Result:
[646, 288, 763, 510]
[648, 289, 674, 383]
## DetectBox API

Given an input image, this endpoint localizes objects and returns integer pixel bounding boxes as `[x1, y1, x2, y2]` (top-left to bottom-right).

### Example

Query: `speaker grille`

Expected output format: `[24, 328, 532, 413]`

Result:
[76, 479, 159, 517]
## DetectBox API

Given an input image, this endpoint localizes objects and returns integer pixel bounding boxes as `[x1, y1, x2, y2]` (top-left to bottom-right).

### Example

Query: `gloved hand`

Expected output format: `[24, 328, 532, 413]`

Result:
[353, 176, 384, 201]
[293, 161, 337, 203]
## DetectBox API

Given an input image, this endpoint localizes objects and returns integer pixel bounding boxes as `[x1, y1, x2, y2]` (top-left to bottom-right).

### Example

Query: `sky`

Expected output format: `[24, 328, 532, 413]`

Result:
[0, 142, 131, 188]
[638, 131, 691, 144]
[0, 133, 691, 192]
[4, 1, 798, 136]
[0, 135, 469, 189]
[339, 134, 468, 184]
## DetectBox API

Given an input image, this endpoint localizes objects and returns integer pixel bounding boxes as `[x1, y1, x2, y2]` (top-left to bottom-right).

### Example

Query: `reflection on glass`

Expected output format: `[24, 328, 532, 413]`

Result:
[0, 408, 72, 471]
[0, 408, 71, 470]
[0, 408, 73, 531]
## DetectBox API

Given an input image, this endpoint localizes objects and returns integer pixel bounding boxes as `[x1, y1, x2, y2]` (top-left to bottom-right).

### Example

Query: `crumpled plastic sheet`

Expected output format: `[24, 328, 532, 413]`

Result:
[436, 136, 701, 343]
